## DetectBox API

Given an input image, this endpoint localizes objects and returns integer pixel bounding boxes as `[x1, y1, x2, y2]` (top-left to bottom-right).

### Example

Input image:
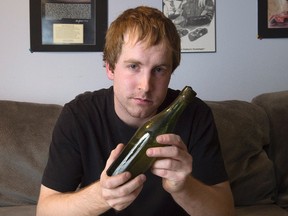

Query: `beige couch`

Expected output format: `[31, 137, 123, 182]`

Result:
[0, 90, 287, 216]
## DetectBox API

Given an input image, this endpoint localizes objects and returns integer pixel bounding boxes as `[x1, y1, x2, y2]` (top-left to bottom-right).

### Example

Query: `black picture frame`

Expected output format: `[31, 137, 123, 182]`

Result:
[29, 0, 107, 52]
[258, 0, 288, 39]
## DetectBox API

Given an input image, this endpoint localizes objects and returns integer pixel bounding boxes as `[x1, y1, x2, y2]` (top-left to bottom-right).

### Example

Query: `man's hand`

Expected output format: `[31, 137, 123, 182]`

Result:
[146, 134, 235, 216]
[36, 144, 146, 216]
[100, 144, 146, 211]
[146, 134, 192, 193]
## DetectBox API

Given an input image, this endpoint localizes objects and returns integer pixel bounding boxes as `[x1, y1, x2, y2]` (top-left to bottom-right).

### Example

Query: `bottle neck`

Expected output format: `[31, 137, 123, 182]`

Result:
[160, 86, 196, 131]
[163, 96, 189, 121]
[164, 86, 196, 114]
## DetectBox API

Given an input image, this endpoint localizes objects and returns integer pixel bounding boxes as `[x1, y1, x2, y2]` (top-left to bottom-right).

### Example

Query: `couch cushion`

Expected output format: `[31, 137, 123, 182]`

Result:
[0, 100, 62, 206]
[207, 100, 276, 206]
[0, 205, 36, 216]
[252, 91, 288, 209]
[236, 204, 288, 216]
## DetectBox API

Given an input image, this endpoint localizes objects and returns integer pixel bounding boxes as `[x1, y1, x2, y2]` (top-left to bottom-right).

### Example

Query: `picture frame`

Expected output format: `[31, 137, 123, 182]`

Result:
[162, 0, 216, 53]
[29, 0, 107, 52]
[258, 0, 288, 39]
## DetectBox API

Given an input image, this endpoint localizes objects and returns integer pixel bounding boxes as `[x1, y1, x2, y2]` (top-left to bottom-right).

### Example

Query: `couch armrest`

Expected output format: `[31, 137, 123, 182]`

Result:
[252, 90, 288, 209]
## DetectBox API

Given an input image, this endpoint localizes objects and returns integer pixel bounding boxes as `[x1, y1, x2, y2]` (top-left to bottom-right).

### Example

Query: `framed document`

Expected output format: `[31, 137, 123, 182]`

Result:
[258, 0, 288, 39]
[163, 0, 216, 53]
[29, 0, 107, 52]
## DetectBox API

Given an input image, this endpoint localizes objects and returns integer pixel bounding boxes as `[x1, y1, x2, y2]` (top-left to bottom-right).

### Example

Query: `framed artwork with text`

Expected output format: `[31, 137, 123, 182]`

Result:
[163, 0, 216, 53]
[29, 0, 107, 52]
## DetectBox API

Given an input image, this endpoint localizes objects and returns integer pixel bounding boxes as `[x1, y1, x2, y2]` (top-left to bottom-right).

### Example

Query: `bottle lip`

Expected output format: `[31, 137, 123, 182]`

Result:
[181, 86, 197, 100]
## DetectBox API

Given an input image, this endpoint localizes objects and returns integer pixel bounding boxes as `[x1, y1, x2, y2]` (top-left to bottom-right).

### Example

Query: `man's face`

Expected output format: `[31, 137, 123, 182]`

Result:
[106, 39, 173, 127]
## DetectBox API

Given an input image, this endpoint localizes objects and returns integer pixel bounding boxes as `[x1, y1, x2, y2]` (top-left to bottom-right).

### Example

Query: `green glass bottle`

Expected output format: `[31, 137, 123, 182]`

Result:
[107, 86, 197, 179]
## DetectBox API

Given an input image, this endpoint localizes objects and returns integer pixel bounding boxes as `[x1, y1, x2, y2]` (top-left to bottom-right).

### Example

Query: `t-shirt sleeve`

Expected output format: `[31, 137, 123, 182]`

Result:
[42, 104, 83, 192]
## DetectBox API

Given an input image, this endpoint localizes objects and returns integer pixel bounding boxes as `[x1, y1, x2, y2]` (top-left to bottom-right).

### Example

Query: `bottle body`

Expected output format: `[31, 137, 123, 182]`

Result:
[106, 86, 196, 178]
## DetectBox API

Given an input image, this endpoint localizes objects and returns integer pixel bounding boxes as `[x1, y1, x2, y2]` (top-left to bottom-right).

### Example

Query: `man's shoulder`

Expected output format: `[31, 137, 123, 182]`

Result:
[71, 87, 111, 102]
[75, 87, 112, 100]
[64, 87, 113, 112]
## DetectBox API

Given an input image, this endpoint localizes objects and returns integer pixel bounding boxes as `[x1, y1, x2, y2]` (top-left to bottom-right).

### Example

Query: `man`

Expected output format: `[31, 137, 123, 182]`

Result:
[36, 6, 235, 216]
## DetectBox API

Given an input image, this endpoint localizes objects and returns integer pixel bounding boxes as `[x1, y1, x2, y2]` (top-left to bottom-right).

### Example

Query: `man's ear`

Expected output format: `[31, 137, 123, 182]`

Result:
[105, 62, 114, 80]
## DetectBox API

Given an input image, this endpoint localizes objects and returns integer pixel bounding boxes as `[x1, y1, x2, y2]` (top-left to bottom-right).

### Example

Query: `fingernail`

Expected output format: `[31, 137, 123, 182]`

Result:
[146, 149, 152, 156]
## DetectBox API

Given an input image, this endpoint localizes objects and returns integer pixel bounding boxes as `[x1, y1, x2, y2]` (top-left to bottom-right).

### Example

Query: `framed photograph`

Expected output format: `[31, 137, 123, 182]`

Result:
[163, 0, 216, 53]
[29, 0, 107, 52]
[258, 0, 288, 38]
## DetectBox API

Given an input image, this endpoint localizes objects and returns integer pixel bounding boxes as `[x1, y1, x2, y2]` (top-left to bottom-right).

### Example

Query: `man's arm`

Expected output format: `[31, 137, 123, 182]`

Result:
[37, 183, 109, 216]
[170, 179, 235, 216]
[147, 134, 235, 216]
[36, 144, 146, 216]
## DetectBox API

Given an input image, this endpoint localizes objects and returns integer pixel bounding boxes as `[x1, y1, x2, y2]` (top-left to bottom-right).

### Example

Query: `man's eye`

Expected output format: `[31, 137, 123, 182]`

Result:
[128, 64, 138, 70]
[155, 67, 162, 72]
[154, 67, 165, 74]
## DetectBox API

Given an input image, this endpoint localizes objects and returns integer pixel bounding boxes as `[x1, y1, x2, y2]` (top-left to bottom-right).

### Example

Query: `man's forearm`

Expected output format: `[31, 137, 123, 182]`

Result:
[171, 177, 235, 216]
[36, 183, 110, 216]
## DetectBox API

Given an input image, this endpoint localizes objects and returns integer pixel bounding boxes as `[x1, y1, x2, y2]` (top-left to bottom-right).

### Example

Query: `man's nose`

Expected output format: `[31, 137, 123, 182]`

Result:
[138, 71, 152, 92]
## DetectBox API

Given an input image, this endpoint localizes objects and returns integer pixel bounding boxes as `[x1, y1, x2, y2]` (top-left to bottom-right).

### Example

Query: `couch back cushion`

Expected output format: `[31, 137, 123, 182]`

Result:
[207, 100, 276, 206]
[252, 91, 288, 209]
[0, 101, 62, 206]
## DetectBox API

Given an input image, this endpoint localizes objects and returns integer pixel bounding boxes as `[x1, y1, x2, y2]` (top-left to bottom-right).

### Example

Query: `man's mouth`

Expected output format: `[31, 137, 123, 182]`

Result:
[133, 97, 153, 105]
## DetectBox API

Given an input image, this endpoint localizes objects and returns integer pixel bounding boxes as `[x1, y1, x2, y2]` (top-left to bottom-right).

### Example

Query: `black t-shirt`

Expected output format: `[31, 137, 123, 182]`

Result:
[42, 87, 228, 216]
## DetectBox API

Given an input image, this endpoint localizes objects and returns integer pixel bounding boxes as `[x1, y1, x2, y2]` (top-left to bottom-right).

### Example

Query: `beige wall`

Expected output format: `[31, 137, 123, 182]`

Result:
[0, 0, 287, 105]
